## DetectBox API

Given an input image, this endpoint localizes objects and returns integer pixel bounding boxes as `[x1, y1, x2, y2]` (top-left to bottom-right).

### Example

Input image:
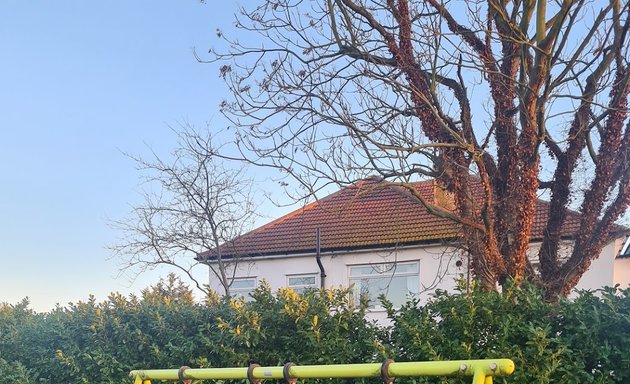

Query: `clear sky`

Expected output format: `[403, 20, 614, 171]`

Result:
[0, 1, 261, 311]
[2, 2, 629, 313]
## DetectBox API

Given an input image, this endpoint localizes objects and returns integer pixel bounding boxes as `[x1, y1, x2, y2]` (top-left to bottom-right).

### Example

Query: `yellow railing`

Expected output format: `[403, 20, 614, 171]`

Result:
[130, 359, 515, 384]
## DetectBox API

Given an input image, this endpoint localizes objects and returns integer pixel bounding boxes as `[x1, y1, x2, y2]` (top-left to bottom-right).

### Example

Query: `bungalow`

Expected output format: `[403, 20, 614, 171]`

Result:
[201, 178, 629, 319]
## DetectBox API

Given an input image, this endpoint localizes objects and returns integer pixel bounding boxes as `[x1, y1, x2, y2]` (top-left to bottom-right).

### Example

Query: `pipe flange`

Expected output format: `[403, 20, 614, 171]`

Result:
[381, 359, 395, 384]
[178, 366, 191, 384]
[248, 364, 261, 384]
[283, 362, 297, 384]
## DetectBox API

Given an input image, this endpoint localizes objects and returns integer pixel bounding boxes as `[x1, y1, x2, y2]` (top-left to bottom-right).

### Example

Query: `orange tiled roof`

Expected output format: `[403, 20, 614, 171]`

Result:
[206, 178, 608, 259]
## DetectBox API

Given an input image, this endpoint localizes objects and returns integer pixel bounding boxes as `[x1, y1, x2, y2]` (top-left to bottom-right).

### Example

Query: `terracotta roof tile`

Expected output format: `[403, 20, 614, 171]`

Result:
[205, 178, 618, 259]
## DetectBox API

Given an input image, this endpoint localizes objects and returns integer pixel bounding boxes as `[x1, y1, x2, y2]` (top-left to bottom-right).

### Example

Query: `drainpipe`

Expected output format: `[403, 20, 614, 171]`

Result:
[316, 228, 326, 289]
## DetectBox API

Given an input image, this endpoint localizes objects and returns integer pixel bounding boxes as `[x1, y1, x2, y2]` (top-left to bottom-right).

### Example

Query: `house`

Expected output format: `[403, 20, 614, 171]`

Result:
[616, 250, 630, 286]
[201, 178, 630, 319]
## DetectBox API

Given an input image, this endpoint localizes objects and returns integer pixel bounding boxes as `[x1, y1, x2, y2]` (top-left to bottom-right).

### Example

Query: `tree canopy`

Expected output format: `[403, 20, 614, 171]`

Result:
[210, 0, 630, 299]
[110, 128, 258, 296]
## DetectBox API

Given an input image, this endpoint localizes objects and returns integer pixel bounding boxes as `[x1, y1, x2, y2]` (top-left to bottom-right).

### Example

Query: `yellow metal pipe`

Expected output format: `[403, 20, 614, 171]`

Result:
[289, 363, 381, 378]
[472, 369, 486, 384]
[387, 359, 514, 377]
[130, 367, 279, 381]
[129, 359, 515, 383]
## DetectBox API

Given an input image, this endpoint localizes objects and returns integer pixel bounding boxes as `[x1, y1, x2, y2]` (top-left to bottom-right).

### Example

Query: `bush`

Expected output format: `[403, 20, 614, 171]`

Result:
[0, 276, 380, 383]
[0, 358, 30, 384]
[384, 282, 630, 384]
[210, 283, 380, 367]
[1, 276, 629, 383]
[556, 287, 630, 383]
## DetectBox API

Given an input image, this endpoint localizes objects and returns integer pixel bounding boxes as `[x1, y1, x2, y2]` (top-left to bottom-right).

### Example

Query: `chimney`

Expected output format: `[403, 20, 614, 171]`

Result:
[433, 179, 456, 210]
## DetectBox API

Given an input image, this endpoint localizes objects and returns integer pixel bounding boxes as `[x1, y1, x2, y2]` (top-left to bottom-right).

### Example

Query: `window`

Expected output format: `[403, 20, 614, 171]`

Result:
[349, 262, 419, 308]
[287, 274, 318, 293]
[230, 277, 257, 300]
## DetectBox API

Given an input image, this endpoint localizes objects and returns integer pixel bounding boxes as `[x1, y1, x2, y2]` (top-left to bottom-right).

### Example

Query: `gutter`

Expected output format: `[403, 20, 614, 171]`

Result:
[199, 241, 458, 264]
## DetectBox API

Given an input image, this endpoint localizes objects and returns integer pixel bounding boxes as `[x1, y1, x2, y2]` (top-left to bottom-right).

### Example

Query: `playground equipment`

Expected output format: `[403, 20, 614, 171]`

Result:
[130, 358, 515, 384]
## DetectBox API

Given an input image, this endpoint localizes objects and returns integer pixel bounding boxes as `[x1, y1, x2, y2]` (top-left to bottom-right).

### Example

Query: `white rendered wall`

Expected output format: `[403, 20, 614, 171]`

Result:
[207, 238, 627, 321]
[526, 240, 622, 292]
[207, 245, 466, 321]
[614, 258, 630, 288]
[572, 240, 618, 291]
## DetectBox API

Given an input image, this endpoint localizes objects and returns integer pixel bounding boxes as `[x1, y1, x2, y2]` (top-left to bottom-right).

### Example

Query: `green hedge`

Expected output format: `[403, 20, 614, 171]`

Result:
[1, 276, 629, 384]
[0, 276, 379, 383]
[384, 283, 630, 384]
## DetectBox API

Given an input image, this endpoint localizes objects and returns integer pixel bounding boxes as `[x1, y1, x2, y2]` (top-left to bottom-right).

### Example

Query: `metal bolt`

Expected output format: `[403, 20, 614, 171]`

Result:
[459, 364, 467, 372]
[489, 363, 498, 371]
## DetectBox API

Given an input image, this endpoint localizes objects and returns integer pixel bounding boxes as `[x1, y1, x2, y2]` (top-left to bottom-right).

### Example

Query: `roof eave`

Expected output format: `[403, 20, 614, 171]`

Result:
[199, 236, 460, 262]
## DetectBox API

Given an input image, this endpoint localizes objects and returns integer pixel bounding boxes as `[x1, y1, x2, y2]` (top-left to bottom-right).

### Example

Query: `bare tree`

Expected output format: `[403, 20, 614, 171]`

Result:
[110, 126, 258, 296]
[207, 0, 630, 300]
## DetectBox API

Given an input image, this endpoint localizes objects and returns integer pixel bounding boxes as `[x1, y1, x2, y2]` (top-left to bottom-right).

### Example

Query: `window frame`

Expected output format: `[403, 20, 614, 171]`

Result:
[286, 273, 319, 293]
[229, 276, 257, 300]
[348, 261, 420, 310]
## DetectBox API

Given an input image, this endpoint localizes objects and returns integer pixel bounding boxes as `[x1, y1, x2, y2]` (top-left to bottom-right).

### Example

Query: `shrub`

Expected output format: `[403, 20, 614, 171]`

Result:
[1, 276, 629, 384]
[384, 282, 630, 384]
[0, 358, 30, 383]
[210, 283, 380, 367]
[0, 276, 380, 383]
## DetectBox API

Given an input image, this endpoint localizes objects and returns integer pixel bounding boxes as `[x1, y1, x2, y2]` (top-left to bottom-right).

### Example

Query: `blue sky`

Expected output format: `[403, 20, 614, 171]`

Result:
[0, 1, 269, 311]
[2, 2, 629, 312]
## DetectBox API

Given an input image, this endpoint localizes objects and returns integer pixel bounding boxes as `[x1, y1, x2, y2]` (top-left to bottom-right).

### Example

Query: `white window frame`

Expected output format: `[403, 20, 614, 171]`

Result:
[229, 277, 257, 300]
[348, 261, 419, 310]
[287, 273, 319, 293]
